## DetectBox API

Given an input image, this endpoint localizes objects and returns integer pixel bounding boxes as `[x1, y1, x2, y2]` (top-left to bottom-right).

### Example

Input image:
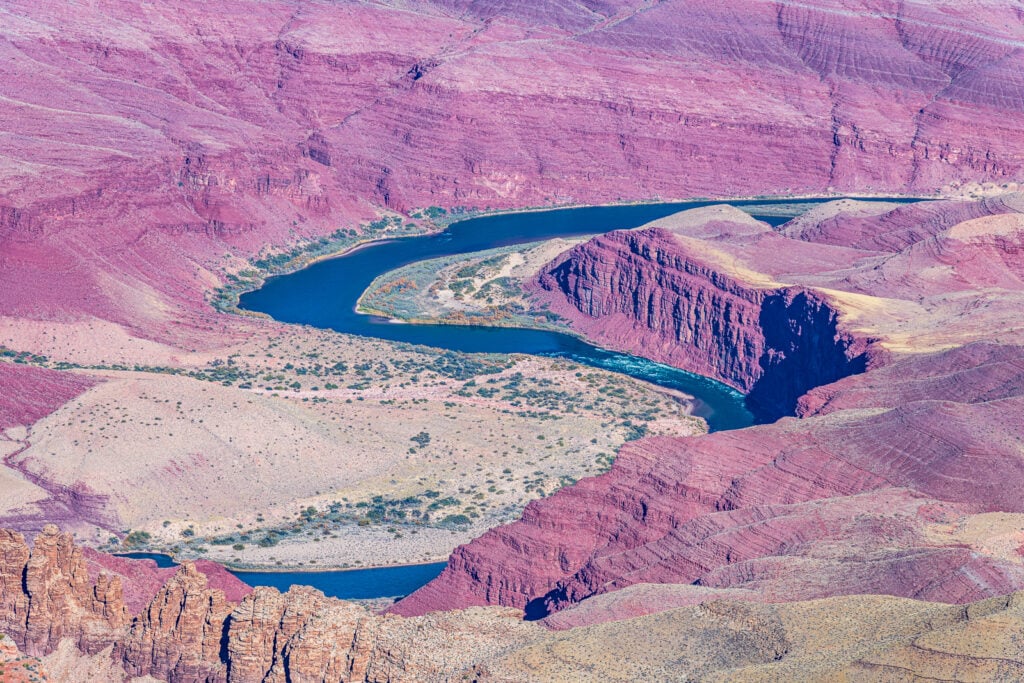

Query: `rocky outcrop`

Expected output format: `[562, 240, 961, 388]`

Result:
[0, 526, 542, 682]
[225, 587, 537, 683]
[225, 586, 364, 682]
[0, 526, 128, 657]
[535, 226, 870, 419]
[82, 549, 251, 616]
[116, 563, 232, 682]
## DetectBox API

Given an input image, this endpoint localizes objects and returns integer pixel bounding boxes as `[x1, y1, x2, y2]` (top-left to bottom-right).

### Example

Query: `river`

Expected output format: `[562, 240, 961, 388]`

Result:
[237, 199, 825, 430]
[231, 196, 921, 599]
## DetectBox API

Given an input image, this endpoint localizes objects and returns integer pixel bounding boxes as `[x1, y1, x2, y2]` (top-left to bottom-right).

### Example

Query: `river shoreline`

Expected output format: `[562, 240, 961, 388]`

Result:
[118, 551, 450, 575]
[224, 192, 940, 318]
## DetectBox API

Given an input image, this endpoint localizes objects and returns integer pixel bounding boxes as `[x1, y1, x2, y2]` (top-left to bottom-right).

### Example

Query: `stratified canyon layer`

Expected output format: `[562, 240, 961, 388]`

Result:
[395, 197, 1024, 623]
[4, 0, 1024, 681]
[4, 0, 1024, 337]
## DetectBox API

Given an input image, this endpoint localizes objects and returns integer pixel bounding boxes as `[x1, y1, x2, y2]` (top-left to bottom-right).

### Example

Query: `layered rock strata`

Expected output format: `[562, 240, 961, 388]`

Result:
[395, 197, 1024, 621]
[534, 223, 869, 419]
[4, 0, 1024, 335]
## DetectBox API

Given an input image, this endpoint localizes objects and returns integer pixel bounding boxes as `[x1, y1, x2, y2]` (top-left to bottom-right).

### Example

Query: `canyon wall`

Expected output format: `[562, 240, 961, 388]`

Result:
[535, 226, 870, 419]
[3, 0, 1024, 336]
[394, 198, 1024, 621]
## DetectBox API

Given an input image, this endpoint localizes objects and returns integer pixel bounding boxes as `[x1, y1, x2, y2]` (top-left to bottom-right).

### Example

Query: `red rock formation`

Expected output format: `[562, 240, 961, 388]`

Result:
[533, 225, 870, 419]
[394, 197, 1024, 622]
[116, 563, 232, 683]
[4, 0, 1024, 675]
[0, 525, 128, 657]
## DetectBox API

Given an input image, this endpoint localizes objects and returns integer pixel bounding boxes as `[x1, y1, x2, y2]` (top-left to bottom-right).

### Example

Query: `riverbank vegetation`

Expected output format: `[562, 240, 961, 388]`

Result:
[4, 320, 701, 570]
[359, 238, 586, 331]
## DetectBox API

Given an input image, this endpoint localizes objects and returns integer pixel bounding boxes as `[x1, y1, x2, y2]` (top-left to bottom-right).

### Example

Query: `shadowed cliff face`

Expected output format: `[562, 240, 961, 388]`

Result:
[537, 229, 871, 421]
[748, 289, 869, 421]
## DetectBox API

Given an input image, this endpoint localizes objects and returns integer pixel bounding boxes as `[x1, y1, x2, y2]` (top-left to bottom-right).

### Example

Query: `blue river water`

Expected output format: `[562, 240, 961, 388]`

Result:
[231, 563, 447, 600]
[117, 553, 445, 600]
[236, 199, 829, 430]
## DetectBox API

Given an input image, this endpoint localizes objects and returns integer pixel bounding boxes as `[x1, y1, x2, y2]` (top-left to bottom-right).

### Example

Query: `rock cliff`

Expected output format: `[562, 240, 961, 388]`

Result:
[0, 525, 541, 682]
[0, 526, 128, 657]
[534, 224, 870, 420]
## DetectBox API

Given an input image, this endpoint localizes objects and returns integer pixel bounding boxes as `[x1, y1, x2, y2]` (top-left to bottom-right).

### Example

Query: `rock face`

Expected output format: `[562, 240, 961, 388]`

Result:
[394, 196, 1024, 621]
[0, 526, 542, 682]
[0, 525, 128, 657]
[226, 587, 536, 683]
[82, 549, 252, 616]
[3, 0, 1024, 334]
[116, 563, 233, 682]
[226, 586, 372, 682]
[534, 224, 870, 419]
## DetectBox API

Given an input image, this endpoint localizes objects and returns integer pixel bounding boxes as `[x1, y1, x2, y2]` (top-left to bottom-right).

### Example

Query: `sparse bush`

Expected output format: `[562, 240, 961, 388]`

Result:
[123, 530, 152, 547]
[440, 514, 471, 527]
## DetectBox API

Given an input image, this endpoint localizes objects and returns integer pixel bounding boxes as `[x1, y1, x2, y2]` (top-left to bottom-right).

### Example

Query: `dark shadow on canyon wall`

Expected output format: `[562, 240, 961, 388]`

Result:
[746, 290, 869, 423]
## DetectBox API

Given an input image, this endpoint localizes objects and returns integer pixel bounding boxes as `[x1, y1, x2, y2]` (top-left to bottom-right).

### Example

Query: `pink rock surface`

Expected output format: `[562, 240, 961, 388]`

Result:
[394, 197, 1024, 622]
[531, 225, 872, 420]
[0, 364, 95, 431]
[82, 548, 251, 615]
[2, 0, 1024, 338]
